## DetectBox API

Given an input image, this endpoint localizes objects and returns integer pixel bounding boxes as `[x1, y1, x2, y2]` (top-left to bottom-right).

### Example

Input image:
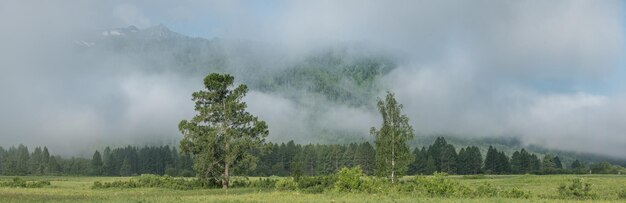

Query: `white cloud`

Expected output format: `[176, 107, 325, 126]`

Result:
[112, 4, 152, 28]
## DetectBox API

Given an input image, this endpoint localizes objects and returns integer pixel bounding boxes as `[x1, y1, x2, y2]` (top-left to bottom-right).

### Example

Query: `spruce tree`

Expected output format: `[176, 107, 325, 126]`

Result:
[440, 144, 457, 174]
[119, 156, 132, 176]
[355, 142, 375, 175]
[484, 146, 497, 174]
[467, 146, 482, 174]
[554, 156, 563, 169]
[91, 151, 104, 176]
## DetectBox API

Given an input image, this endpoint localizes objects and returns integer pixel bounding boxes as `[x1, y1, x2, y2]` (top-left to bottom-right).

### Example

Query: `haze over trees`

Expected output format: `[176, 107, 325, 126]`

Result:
[179, 73, 269, 189]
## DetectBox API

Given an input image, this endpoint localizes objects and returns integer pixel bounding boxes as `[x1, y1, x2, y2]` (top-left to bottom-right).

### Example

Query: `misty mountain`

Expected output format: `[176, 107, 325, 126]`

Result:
[76, 25, 395, 106]
[63, 25, 625, 165]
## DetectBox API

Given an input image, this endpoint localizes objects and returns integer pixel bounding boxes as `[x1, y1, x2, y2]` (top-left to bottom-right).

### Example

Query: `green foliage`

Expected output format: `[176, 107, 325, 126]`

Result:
[274, 178, 297, 191]
[333, 167, 365, 192]
[249, 178, 277, 189]
[0, 177, 51, 188]
[179, 73, 269, 188]
[371, 91, 414, 183]
[484, 146, 511, 174]
[92, 174, 210, 190]
[295, 176, 336, 194]
[618, 189, 626, 199]
[590, 162, 613, 174]
[558, 178, 594, 199]
[401, 172, 467, 197]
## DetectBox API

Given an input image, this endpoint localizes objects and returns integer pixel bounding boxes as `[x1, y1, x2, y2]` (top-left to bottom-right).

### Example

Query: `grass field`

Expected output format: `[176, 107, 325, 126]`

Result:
[0, 175, 625, 202]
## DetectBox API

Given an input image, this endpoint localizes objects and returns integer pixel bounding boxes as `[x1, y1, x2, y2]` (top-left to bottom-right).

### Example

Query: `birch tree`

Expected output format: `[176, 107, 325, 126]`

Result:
[371, 91, 414, 183]
[179, 73, 268, 189]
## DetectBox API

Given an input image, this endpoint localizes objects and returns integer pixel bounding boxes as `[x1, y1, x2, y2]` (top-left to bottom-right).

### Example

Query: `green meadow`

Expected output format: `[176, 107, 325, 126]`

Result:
[1, 175, 625, 203]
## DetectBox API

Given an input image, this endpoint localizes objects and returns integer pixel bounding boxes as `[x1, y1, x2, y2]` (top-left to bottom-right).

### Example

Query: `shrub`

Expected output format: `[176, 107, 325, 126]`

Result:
[249, 178, 277, 189]
[274, 178, 297, 191]
[333, 167, 365, 192]
[91, 174, 208, 190]
[558, 178, 594, 199]
[296, 176, 336, 194]
[501, 187, 531, 199]
[0, 177, 51, 188]
[401, 172, 468, 197]
[230, 177, 251, 188]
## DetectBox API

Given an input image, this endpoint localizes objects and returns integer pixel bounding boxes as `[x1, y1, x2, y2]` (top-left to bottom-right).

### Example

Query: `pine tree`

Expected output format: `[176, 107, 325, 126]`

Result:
[29, 147, 42, 175]
[440, 144, 457, 174]
[427, 137, 449, 171]
[119, 156, 132, 176]
[466, 146, 482, 174]
[355, 142, 375, 175]
[47, 156, 61, 175]
[456, 148, 467, 174]
[542, 155, 557, 174]
[179, 73, 269, 189]
[91, 151, 104, 176]
[41, 147, 50, 174]
[554, 156, 563, 169]
[16, 144, 30, 175]
[371, 91, 415, 183]
[484, 146, 497, 174]
[424, 156, 437, 175]
[530, 154, 541, 172]
[495, 151, 510, 174]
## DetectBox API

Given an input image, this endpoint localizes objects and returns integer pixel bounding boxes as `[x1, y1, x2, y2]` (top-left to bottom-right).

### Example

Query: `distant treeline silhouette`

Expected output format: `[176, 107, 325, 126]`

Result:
[0, 137, 622, 176]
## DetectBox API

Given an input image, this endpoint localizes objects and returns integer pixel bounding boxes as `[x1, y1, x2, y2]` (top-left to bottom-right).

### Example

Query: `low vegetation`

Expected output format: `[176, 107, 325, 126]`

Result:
[0, 177, 50, 188]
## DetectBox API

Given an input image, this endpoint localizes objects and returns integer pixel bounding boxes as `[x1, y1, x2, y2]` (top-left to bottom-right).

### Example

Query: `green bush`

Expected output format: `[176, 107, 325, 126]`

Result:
[501, 187, 531, 199]
[558, 178, 595, 199]
[274, 178, 297, 191]
[249, 178, 277, 189]
[230, 177, 251, 188]
[0, 177, 51, 188]
[91, 174, 207, 190]
[333, 167, 365, 192]
[296, 176, 336, 194]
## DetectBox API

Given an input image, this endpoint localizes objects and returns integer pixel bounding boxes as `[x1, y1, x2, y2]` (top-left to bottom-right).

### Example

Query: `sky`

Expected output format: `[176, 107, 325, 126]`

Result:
[1, 0, 626, 158]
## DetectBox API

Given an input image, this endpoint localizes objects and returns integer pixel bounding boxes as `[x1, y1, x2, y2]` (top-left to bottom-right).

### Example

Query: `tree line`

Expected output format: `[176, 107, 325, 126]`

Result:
[2, 137, 621, 177]
[0, 145, 193, 176]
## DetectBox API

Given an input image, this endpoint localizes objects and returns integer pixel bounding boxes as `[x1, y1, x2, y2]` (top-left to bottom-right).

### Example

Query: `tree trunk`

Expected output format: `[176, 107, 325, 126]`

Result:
[223, 163, 229, 189]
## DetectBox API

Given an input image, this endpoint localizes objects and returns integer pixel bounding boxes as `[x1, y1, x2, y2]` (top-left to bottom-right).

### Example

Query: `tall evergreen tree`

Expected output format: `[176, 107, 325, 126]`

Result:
[554, 156, 563, 169]
[424, 156, 437, 175]
[427, 137, 449, 171]
[371, 91, 415, 183]
[542, 155, 557, 174]
[179, 73, 269, 189]
[16, 144, 30, 175]
[440, 144, 457, 174]
[467, 146, 483, 174]
[119, 156, 132, 176]
[409, 147, 427, 175]
[484, 146, 497, 174]
[355, 142, 375, 175]
[457, 146, 482, 174]
[91, 151, 104, 176]
[41, 147, 50, 174]
[495, 151, 511, 174]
